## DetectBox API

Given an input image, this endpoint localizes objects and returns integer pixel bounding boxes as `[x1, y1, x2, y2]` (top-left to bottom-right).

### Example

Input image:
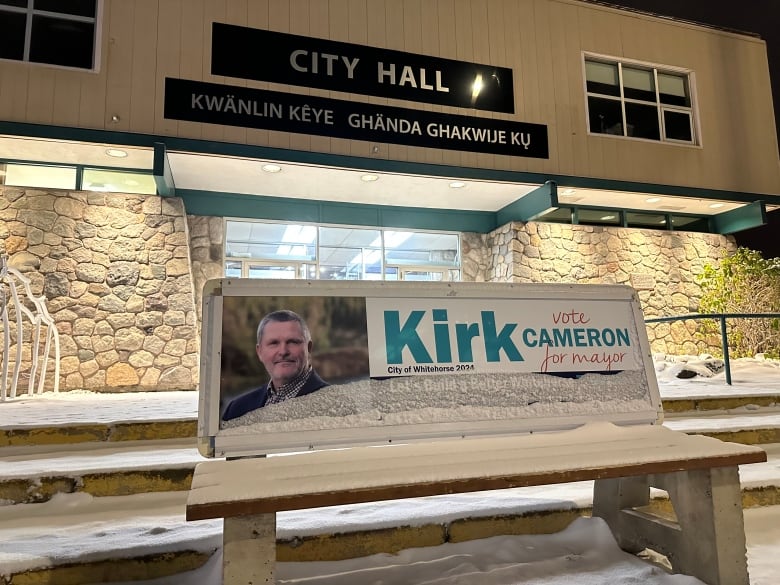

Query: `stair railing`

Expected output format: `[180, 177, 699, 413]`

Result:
[0, 256, 60, 400]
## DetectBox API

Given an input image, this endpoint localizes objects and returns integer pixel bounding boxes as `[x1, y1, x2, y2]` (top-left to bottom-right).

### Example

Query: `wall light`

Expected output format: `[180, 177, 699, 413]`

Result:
[261, 164, 282, 173]
[361, 174, 379, 182]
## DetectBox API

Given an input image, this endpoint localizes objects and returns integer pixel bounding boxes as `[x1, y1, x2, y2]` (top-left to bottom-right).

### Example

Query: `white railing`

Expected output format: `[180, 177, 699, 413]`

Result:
[0, 256, 60, 400]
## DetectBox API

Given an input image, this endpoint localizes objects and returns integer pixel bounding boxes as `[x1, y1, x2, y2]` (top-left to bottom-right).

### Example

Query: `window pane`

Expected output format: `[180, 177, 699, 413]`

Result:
[35, 0, 97, 18]
[658, 73, 690, 107]
[247, 264, 297, 279]
[625, 102, 660, 140]
[225, 261, 242, 278]
[82, 169, 157, 194]
[537, 208, 573, 223]
[663, 110, 693, 142]
[385, 232, 458, 267]
[626, 212, 668, 228]
[585, 61, 620, 96]
[0, 10, 26, 60]
[2, 164, 77, 189]
[622, 67, 656, 102]
[577, 209, 621, 226]
[669, 216, 709, 232]
[30, 15, 94, 68]
[588, 97, 624, 135]
[402, 270, 444, 282]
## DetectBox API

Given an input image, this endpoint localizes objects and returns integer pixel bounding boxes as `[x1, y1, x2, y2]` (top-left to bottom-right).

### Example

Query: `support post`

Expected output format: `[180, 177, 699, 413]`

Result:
[223, 513, 276, 584]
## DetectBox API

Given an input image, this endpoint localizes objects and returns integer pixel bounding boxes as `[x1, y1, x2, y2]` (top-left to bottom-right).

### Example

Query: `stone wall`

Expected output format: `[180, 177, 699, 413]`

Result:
[0, 186, 199, 392]
[461, 221, 736, 355]
[187, 215, 225, 323]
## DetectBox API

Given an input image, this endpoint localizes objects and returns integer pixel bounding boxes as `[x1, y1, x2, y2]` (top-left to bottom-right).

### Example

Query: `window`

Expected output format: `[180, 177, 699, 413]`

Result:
[585, 56, 696, 145]
[225, 220, 461, 282]
[0, 0, 99, 69]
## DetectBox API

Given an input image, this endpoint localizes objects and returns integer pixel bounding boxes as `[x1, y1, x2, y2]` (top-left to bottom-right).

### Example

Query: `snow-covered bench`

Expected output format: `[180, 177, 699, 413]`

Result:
[187, 280, 767, 585]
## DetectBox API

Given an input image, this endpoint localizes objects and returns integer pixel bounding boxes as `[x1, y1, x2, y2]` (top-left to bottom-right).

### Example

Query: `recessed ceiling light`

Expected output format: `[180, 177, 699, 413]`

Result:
[261, 164, 282, 173]
[449, 181, 466, 189]
[646, 197, 661, 203]
[561, 188, 576, 196]
[105, 148, 128, 158]
[361, 174, 379, 182]
[709, 202, 725, 209]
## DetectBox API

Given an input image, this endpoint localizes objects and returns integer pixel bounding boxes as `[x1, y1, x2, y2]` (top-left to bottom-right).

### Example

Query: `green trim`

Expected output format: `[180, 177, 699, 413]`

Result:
[497, 180, 558, 224]
[179, 190, 497, 233]
[2, 121, 779, 206]
[153, 142, 176, 196]
[711, 201, 767, 234]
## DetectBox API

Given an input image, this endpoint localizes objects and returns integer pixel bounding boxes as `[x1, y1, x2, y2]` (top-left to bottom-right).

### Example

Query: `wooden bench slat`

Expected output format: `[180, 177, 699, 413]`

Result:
[186, 423, 766, 521]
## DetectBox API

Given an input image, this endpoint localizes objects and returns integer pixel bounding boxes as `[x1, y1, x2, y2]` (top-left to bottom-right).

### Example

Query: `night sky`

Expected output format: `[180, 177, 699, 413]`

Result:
[601, 0, 780, 256]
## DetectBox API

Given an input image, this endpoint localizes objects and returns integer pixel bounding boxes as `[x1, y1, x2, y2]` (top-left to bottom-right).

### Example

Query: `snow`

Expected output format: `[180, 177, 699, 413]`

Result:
[1, 355, 780, 584]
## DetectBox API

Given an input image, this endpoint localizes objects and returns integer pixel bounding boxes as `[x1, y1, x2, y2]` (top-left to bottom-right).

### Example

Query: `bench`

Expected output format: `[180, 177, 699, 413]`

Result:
[188, 280, 767, 585]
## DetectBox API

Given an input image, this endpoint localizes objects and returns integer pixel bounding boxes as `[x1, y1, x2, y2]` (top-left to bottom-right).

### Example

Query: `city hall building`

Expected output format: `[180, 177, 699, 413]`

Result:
[1, 0, 779, 392]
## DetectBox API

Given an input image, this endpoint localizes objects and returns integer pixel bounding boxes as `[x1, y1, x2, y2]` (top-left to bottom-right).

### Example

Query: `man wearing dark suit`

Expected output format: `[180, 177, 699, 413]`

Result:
[222, 309, 329, 421]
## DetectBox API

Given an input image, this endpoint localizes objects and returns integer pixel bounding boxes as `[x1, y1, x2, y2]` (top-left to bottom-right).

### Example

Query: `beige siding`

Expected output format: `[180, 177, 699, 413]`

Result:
[1, 0, 778, 195]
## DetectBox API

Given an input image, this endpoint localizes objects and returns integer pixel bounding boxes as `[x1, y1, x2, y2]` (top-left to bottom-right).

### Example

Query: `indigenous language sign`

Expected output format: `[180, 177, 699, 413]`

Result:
[164, 78, 548, 159]
[365, 297, 641, 377]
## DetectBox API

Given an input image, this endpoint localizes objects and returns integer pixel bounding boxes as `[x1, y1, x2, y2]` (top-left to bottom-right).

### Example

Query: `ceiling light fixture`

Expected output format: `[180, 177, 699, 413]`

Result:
[361, 174, 379, 182]
[709, 202, 725, 209]
[560, 188, 576, 196]
[600, 215, 616, 221]
[645, 197, 661, 203]
[449, 181, 466, 189]
[261, 164, 282, 173]
[105, 148, 128, 158]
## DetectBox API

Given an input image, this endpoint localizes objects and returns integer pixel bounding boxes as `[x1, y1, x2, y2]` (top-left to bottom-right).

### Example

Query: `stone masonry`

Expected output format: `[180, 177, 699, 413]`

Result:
[0, 183, 738, 392]
[461, 222, 737, 355]
[0, 186, 198, 392]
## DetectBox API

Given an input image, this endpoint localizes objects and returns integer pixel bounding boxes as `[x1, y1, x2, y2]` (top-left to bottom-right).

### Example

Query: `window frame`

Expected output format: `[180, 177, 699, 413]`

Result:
[223, 219, 462, 283]
[582, 52, 700, 147]
[0, 0, 102, 71]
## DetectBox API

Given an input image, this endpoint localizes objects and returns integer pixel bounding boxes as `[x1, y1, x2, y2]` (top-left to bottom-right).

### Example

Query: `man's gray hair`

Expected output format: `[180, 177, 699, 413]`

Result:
[256, 309, 312, 344]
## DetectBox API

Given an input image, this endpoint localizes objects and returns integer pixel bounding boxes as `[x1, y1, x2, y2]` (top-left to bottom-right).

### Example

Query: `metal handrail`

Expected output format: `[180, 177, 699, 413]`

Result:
[644, 312, 780, 385]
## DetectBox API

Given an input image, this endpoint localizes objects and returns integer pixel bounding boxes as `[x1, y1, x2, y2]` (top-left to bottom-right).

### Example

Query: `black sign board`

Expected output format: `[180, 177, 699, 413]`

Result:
[211, 23, 515, 114]
[164, 78, 548, 159]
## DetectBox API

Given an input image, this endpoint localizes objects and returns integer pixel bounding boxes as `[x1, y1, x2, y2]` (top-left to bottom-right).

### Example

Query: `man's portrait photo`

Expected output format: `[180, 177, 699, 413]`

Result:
[218, 295, 370, 426]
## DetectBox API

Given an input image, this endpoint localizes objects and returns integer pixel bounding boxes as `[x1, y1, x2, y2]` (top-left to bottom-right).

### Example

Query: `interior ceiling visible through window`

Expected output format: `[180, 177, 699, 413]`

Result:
[0, 135, 770, 217]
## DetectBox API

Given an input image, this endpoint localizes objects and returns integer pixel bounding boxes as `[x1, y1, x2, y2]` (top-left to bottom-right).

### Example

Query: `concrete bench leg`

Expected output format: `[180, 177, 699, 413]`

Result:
[223, 513, 276, 584]
[593, 467, 749, 585]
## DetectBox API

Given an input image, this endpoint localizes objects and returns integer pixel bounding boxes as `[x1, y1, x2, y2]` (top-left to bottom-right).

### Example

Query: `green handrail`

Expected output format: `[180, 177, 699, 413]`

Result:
[644, 312, 780, 385]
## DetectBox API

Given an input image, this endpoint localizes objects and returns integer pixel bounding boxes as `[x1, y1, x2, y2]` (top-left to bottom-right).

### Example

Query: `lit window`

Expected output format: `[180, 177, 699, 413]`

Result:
[0, 0, 99, 69]
[585, 56, 696, 145]
[225, 220, 461, 282]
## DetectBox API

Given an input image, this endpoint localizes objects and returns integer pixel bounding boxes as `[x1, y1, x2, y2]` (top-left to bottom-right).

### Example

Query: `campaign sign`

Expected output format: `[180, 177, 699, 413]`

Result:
[197, 280, 661, 458]
[366, 298, 640, 377]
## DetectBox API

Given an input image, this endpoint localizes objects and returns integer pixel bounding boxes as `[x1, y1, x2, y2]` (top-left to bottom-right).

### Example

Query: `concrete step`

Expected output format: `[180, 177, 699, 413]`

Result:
[0, 440, 205, 505]
[2, 447, 779, 584]
[1, 390, 778, 449]
[0, 491, 221, 585]
[0, 391, 198, 449]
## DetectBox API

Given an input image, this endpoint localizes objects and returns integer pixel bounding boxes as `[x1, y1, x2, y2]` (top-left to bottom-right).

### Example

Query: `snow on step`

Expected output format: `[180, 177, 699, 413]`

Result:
[0, 391, 198, 428]
[663, 412, 780, 434]
[0, 440, 207, 480]
[0, 491, 221, 576]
